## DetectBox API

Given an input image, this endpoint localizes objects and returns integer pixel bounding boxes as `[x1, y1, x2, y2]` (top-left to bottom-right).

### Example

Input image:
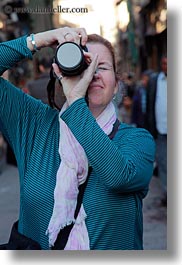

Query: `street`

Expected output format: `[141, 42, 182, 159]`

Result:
[0, 163, 167, 249]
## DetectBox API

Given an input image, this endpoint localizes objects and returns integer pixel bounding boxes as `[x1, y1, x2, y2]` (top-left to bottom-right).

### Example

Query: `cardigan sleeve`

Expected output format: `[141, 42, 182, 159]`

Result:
[0, 36, 37, 167]
[0, 35, 32, 76]
[61, 98, 156, 193]
[0, 78, 48, 168]
[0, 37, 57, 172]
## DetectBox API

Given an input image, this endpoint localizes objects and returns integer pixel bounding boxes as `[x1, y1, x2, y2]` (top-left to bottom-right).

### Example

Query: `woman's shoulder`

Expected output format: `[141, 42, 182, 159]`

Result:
[116, 123, 155, 157]
[117, 123, 154, 141]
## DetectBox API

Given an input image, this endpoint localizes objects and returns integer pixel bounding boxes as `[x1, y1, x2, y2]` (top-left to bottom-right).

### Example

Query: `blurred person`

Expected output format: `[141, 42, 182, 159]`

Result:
[146, 56, 167, 204]
[112, 79, 125, 121]
[125, 72, 136, 99]
[0, 132, 6, 174]
[117, 72, 136, 124]
[24, 57, 52, 104]
[23, 56, 65, 107]
[132, 70, 153, 128]
[0, 27, 155, 250]
[118, 95, 133, 124]
[24, 57, 65, 108]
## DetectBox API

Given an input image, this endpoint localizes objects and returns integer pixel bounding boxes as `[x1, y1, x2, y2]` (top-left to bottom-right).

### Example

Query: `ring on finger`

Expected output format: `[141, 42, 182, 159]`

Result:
[57, 74, 63, 81]
[64, 33, 71, 38]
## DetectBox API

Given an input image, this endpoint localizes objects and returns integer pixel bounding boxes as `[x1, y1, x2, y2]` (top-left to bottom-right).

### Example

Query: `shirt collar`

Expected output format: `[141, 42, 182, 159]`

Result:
[158, 72, 167, 80]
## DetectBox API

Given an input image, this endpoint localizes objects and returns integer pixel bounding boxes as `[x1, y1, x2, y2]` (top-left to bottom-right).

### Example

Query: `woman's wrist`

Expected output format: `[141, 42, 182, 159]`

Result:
[26, 34, 38, 52]
[67, 96, 84, 106]
[26, 32, 48, 52]
[27, 33, 40, 52]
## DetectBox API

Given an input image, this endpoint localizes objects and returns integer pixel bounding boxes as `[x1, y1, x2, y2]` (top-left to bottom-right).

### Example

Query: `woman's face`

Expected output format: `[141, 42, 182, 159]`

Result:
[87, 43, 118, 117]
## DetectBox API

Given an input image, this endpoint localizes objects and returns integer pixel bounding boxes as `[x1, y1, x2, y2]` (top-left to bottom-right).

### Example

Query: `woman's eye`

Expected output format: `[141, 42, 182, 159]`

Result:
[98, 67, 109, 71]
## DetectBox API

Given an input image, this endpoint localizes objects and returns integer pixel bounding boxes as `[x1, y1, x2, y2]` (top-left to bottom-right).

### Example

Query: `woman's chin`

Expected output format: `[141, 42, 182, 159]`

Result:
[88, 94, 103, 106]
[88, 100, 102, 109]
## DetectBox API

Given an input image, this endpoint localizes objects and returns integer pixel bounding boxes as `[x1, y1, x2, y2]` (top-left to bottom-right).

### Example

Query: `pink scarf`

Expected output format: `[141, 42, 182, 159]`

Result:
[46, 101, 117, 249]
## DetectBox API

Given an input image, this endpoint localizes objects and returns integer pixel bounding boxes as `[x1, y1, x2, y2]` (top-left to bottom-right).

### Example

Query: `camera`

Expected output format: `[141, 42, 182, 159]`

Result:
[55, 42, 88, 76]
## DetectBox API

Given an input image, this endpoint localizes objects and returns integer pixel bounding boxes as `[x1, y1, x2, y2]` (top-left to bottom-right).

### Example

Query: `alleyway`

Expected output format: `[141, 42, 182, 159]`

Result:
[0, 163, 167, 249]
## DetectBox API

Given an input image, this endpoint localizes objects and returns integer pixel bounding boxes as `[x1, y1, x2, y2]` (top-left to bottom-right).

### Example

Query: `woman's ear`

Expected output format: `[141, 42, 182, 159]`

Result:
[114, 81, 119, 95]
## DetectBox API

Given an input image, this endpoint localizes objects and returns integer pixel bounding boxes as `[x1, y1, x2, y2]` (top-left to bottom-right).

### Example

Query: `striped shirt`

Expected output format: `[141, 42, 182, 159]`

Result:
[0, 36, 155, 250]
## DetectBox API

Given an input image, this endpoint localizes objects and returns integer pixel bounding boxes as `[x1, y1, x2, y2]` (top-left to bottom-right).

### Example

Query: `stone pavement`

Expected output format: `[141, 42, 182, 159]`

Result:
[143, 176, 167, 249]
[0, 164, 19, 244]
[0, 163, 167, 249]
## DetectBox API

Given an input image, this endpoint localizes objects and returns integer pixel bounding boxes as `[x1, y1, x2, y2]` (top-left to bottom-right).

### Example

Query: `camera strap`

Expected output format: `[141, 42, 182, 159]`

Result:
[47, 67, 61, 110]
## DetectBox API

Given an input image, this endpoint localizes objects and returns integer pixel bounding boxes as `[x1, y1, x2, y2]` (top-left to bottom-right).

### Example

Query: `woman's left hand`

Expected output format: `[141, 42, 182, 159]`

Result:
[27, 27, 88, 51]
[53, 52, 98, 106]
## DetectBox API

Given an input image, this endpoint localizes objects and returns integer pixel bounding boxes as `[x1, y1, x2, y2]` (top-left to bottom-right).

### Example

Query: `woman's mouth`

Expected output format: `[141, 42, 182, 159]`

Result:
[89, 84, 104, 90]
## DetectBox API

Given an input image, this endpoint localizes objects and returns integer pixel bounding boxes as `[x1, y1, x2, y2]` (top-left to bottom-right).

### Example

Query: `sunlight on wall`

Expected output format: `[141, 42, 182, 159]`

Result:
[56, 0, 117, 43]
[117, 0, 130, 32]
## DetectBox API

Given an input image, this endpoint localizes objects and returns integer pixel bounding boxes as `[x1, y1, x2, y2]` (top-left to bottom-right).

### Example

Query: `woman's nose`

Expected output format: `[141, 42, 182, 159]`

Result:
[93, 68, 100, 79]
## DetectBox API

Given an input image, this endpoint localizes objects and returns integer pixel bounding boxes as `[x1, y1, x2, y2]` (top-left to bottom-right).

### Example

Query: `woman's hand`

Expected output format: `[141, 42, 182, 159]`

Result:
[27, 27, 87, 51]
[53, 53, 98, 106]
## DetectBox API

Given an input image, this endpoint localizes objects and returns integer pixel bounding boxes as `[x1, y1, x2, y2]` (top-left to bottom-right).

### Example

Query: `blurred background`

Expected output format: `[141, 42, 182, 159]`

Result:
[0, 0, 167, 249]
[0, 0, 167, 78]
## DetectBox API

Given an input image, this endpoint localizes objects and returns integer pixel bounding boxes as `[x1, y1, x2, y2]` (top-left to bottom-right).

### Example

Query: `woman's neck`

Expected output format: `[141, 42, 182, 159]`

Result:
[89, 106, 106, 119]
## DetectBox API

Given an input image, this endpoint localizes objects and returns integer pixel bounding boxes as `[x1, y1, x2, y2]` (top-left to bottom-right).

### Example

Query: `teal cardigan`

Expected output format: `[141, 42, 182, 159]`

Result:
[0, 36, 155, 250]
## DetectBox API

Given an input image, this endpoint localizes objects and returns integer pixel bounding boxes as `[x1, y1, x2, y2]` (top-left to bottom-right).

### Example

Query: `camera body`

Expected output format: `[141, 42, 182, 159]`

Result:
[55, 42, 88, 76]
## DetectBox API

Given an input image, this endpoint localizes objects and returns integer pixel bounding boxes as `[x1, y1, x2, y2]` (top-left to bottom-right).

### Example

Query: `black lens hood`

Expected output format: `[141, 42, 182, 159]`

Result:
[55, 42, 88, 76]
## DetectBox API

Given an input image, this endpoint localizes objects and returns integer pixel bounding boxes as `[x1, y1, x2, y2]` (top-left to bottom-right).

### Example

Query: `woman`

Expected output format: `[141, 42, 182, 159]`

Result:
[0, 27, 155, 250]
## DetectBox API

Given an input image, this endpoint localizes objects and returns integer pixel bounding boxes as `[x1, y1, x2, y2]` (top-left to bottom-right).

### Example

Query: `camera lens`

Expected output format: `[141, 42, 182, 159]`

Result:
[55, 42, 88, 76]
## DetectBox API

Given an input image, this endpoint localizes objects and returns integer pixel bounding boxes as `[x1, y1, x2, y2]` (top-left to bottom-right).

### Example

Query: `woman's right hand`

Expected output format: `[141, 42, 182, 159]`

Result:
[26, 27, 87, 52]
[52, 52, 98, 106]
